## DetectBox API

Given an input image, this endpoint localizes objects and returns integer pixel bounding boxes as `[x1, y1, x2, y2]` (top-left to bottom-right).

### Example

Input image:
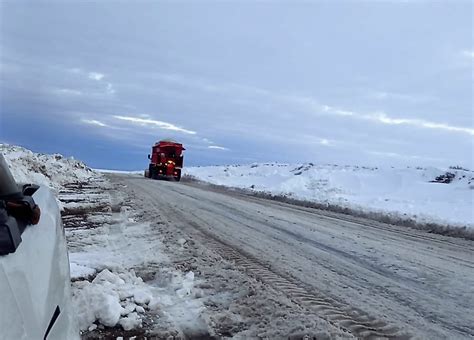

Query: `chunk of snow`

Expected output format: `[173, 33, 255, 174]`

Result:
[96, 293, 123, 327]
[148, 297, 161, 311]
[133, 289, 152, 305]
[72, 269, 152, 331]
[135, 306, 145, 314]
[93, 269, 125, 285]
[185, 271, 195, 281]
[120, 302, 137, 316]
[70, 263, 96, 280]
[176, 271, 195, 298]
[118, 312, 142, 331]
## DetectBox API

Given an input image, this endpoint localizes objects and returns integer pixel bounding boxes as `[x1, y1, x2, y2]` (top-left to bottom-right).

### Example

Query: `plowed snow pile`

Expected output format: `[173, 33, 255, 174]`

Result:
[1, 144, 96, 192]
[186, 163, 474, 228]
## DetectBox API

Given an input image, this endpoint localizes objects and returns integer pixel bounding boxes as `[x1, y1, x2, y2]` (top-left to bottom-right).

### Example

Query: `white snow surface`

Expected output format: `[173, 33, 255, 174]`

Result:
[1, 143, 97, 200]
[72, 268, 150, 330]
[66, 193, 204, 333]
[95, 168, 143, 175]
[185, 163, 474, 228]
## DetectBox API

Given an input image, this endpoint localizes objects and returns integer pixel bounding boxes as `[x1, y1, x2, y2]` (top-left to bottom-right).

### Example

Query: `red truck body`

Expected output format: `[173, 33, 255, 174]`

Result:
[146, 140, 185, 181]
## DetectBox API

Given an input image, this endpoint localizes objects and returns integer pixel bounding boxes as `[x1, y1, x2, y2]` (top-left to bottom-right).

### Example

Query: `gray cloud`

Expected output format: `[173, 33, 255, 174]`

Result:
[1, 1, 472, 169]
[113, 115, 197, 135]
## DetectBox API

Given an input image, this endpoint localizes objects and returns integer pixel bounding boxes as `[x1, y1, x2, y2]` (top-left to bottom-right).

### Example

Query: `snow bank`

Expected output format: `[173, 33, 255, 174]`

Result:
[67, 209, 166, 279]
[1, 144, 98, 192]
[72, 266, 200, 332]
[68, 205, 203, 332]
[185, 163, 474, 228]
[72, 269, 150, 331]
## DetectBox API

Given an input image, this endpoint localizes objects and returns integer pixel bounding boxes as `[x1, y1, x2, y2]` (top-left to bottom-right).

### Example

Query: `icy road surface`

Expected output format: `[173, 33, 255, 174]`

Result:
[111, 174, 474, 339]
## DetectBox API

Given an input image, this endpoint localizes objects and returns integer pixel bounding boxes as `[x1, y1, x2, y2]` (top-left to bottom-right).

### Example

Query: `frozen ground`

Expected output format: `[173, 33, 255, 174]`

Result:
[185, 163, 474, 229]
[106, 175, 353, 339]
[62, 175, 348, 339]
[109, 174, 474, 339]
[61, 179, 209, 338]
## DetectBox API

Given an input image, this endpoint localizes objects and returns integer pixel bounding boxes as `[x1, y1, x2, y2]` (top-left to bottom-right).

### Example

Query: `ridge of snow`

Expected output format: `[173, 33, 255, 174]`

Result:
[1, 144, 98, 192]
[185, 163, 474, 228]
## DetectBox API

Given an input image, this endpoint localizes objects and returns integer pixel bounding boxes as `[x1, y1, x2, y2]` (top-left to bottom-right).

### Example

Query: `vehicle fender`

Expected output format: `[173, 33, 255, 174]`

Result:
[0, 186, 79, 340]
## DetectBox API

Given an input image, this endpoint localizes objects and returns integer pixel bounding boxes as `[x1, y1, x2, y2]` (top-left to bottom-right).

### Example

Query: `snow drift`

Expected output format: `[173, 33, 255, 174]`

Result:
[1, 144, 96, 193]
[185, 163, 474, 229]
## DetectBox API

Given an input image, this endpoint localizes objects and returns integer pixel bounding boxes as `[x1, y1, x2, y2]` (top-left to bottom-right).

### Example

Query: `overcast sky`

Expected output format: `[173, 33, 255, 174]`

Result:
[0, 1, 472, 170]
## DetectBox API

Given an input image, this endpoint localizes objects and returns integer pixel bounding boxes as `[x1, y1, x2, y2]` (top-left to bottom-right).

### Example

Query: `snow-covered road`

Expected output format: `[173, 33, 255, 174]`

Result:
[110, 174, 474, 339]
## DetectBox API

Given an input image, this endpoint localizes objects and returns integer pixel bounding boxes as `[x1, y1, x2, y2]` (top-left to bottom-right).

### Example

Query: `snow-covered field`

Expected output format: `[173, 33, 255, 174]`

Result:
[186, 163, 474, 229]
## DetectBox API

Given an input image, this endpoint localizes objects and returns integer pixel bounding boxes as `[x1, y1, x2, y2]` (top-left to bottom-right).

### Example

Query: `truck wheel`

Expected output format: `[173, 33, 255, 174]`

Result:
[174, 170, 181, 182]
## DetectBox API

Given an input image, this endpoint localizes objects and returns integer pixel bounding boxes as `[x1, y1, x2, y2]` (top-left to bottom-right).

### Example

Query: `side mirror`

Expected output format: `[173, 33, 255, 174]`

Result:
[147, 154, 151, 160]
[22, 184, 39, 196]
[0, 214, 22, 255]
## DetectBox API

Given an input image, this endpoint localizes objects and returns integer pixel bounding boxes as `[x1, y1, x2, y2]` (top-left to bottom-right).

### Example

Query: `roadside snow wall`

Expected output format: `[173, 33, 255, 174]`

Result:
[185, 163, 474, 229]
[1, 144, 97, 193]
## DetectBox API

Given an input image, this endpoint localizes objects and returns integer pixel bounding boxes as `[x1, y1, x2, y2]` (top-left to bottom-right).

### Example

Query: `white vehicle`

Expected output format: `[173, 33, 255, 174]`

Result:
[0, 155, 78, 339]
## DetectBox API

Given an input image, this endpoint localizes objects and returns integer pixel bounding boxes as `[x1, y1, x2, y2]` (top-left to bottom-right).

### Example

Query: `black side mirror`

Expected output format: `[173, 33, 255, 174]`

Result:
[148, 154, 151, 160]
[22, 184, 39, 196]
[0, 209, 23, 255]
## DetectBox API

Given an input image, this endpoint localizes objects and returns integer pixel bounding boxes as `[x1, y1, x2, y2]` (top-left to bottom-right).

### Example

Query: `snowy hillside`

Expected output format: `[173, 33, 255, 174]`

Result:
[185, 163, 474, 228]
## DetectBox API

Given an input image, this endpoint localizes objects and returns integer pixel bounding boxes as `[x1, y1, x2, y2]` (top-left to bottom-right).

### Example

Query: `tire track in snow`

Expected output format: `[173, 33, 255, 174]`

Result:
[184, 220, 412, 340]
[115, 175, 474, 339]
[132, 181, 411, 339]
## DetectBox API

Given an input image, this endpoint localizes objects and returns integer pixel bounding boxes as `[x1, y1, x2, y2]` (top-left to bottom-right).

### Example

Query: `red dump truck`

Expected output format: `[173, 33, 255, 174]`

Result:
[145, 140, 185, 181]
